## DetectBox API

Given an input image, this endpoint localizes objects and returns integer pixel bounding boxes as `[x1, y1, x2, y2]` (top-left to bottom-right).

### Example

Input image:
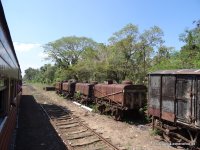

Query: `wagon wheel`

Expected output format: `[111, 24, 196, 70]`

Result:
[162, 132, 171, 143]
[104, 107, 111, 115]
[111, 108, 116, 116]
[187, 130, 199, 149]
[163, 130, 183, 144]
[114, 114, 120, 121]
[80, 98, 86, 104]
[114, 108, 123, 121]
[97, 104, 106, 114]
[64, 93, 69, 99]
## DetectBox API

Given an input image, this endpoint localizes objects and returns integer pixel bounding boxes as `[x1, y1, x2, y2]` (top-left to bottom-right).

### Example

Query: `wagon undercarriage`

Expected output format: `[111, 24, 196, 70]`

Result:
[153, 117, 200, 148]
[95, 98, 126, 121]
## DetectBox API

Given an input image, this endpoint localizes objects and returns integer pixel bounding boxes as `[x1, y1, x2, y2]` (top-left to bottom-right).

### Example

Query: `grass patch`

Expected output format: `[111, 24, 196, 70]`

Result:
[29, 83, 50, 90]
[74, 91, 81, 99]
[150, 128, 161, 136]
[87, 103, 98, 113]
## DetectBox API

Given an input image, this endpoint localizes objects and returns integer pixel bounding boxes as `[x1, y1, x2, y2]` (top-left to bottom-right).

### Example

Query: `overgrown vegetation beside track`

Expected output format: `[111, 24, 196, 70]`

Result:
[28, 82, 50, 90]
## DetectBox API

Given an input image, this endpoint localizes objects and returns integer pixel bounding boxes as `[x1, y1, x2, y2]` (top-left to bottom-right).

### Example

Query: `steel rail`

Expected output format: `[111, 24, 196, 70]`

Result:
[59, 106, 120, 150]
[39, 103, 74, 150]
[40, 103, 119, 150]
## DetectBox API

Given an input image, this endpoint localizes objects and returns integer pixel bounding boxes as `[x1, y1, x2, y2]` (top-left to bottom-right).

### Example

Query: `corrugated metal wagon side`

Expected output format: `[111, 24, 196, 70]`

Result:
[148, 69, 200, 146]
[55, 82, 62, 94]
[94, 81, 147, 120]
[62, 80, 76, 98]
[74, 83, 95, 104]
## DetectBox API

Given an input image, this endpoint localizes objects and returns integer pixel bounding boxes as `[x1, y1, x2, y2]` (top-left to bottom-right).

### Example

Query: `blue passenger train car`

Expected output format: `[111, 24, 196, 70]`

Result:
[0, 2, 22, 149]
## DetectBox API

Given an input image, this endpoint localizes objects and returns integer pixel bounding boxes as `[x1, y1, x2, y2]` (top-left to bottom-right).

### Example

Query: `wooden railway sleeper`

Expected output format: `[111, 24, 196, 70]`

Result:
[56, 123, 80, 128]
[51, 115, 72, 119]
[56, 121, 79, 126]
[59, 124, 80, 129]
[66, 133, 94, 140]
[69, 114, 119, 150]
[70, 138, 101, 147]
[56, 116, 73, 119]
[86, 146, 109, 150]
[66, 129, 88, 135]
[40, 101, 119, 150]
[74, 143, 109, 150]
[54, 119, 74, 123]
[46, 111, 69, 114]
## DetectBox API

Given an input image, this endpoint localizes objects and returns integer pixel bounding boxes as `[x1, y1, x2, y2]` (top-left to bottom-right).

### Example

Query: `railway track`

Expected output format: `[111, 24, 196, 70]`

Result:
[40, 104, 119, 150]
[31, 86, 119, 150]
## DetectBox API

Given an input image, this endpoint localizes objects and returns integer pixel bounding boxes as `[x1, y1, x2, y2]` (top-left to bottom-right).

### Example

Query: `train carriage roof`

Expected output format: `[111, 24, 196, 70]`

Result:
[149, 69, 200, 75]
[0, 1, 21, 71]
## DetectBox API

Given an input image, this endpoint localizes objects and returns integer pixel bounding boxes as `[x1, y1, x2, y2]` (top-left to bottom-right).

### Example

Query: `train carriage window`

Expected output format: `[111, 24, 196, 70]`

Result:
[0, 79, 7, 117]
[10, 80, 14, 100]
[0, 80, 4, 112]
[0, 79, 4, 87]
[0, 91, 4, 113]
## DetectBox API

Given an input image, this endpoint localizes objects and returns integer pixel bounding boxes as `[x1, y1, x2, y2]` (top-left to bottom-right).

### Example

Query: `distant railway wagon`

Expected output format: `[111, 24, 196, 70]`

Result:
[148, 69, 200, 146]
[55, 82, 63, 94]
[0, 2, 22, 149]
[55, 80, 147, 120]
[62, 80, 76, 98]
[94, 81, 147, 120]
[74, 82, 97, 104]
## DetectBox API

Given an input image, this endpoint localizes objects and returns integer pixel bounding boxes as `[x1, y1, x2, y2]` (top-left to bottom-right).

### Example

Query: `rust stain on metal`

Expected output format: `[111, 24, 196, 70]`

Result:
[148, 69, 200, 128]
[75, 83, 94, 98]
[94, 83, 146, 109]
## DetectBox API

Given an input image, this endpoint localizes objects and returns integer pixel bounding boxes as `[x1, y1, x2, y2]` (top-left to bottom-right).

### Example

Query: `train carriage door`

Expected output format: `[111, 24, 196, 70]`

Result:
[148, 75, 161, 117]
[176, 76, 194, 123]
[196, 77, 200, 126]
[161, 75, 176, 122]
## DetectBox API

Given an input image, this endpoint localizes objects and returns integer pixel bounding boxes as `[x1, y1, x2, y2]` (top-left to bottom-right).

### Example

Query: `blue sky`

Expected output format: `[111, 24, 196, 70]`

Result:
[2, 0, 200, 76]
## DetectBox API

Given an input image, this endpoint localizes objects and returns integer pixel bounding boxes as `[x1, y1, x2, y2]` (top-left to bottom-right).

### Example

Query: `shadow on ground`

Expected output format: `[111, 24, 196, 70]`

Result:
[15, 95, 67, 150]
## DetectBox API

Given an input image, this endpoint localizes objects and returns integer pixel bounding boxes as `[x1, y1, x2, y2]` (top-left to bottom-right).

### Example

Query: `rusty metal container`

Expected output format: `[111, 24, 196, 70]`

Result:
[148, 69, 200, 128]
[94, 82, 146, 109]
[62, 82, 69, 92]
[75, 83, 94, 98]
[62, 80, 76, 97]
[55, 82, 59, 90]
[55, 82, 62, 94]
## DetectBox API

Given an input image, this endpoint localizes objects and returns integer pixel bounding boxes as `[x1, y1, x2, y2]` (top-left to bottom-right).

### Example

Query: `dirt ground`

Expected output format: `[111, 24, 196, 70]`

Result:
[15, 86, 66, 150]
[31, 84, 185, 150]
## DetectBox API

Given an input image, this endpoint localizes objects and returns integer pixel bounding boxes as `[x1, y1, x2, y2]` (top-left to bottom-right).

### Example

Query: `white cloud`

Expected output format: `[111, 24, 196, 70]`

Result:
[13, 42, 41, 53]
[38, 52, 48, 59]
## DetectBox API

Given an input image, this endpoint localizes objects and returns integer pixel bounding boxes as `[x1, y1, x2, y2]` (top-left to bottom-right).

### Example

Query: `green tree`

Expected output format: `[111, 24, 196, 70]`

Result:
[26, 22, 200, 84]
[43, 36, 97, 68]
[178, 20, 200, 68]
[24, 67, 40, 81]
[107, 24, 166, 83]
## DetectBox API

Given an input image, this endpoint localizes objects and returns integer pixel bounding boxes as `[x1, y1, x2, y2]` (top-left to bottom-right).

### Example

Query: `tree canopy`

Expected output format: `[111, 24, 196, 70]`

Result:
[24, 21, 200, 85]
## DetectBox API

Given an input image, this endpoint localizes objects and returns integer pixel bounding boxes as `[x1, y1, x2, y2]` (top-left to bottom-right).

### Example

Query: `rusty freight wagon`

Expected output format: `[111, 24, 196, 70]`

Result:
[62, 80, 76, 98]
[94, 81, 147, 120]
[148, 69, 200, 146]
[75, 82, 96, 104]
[55, 82, 63, 94]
